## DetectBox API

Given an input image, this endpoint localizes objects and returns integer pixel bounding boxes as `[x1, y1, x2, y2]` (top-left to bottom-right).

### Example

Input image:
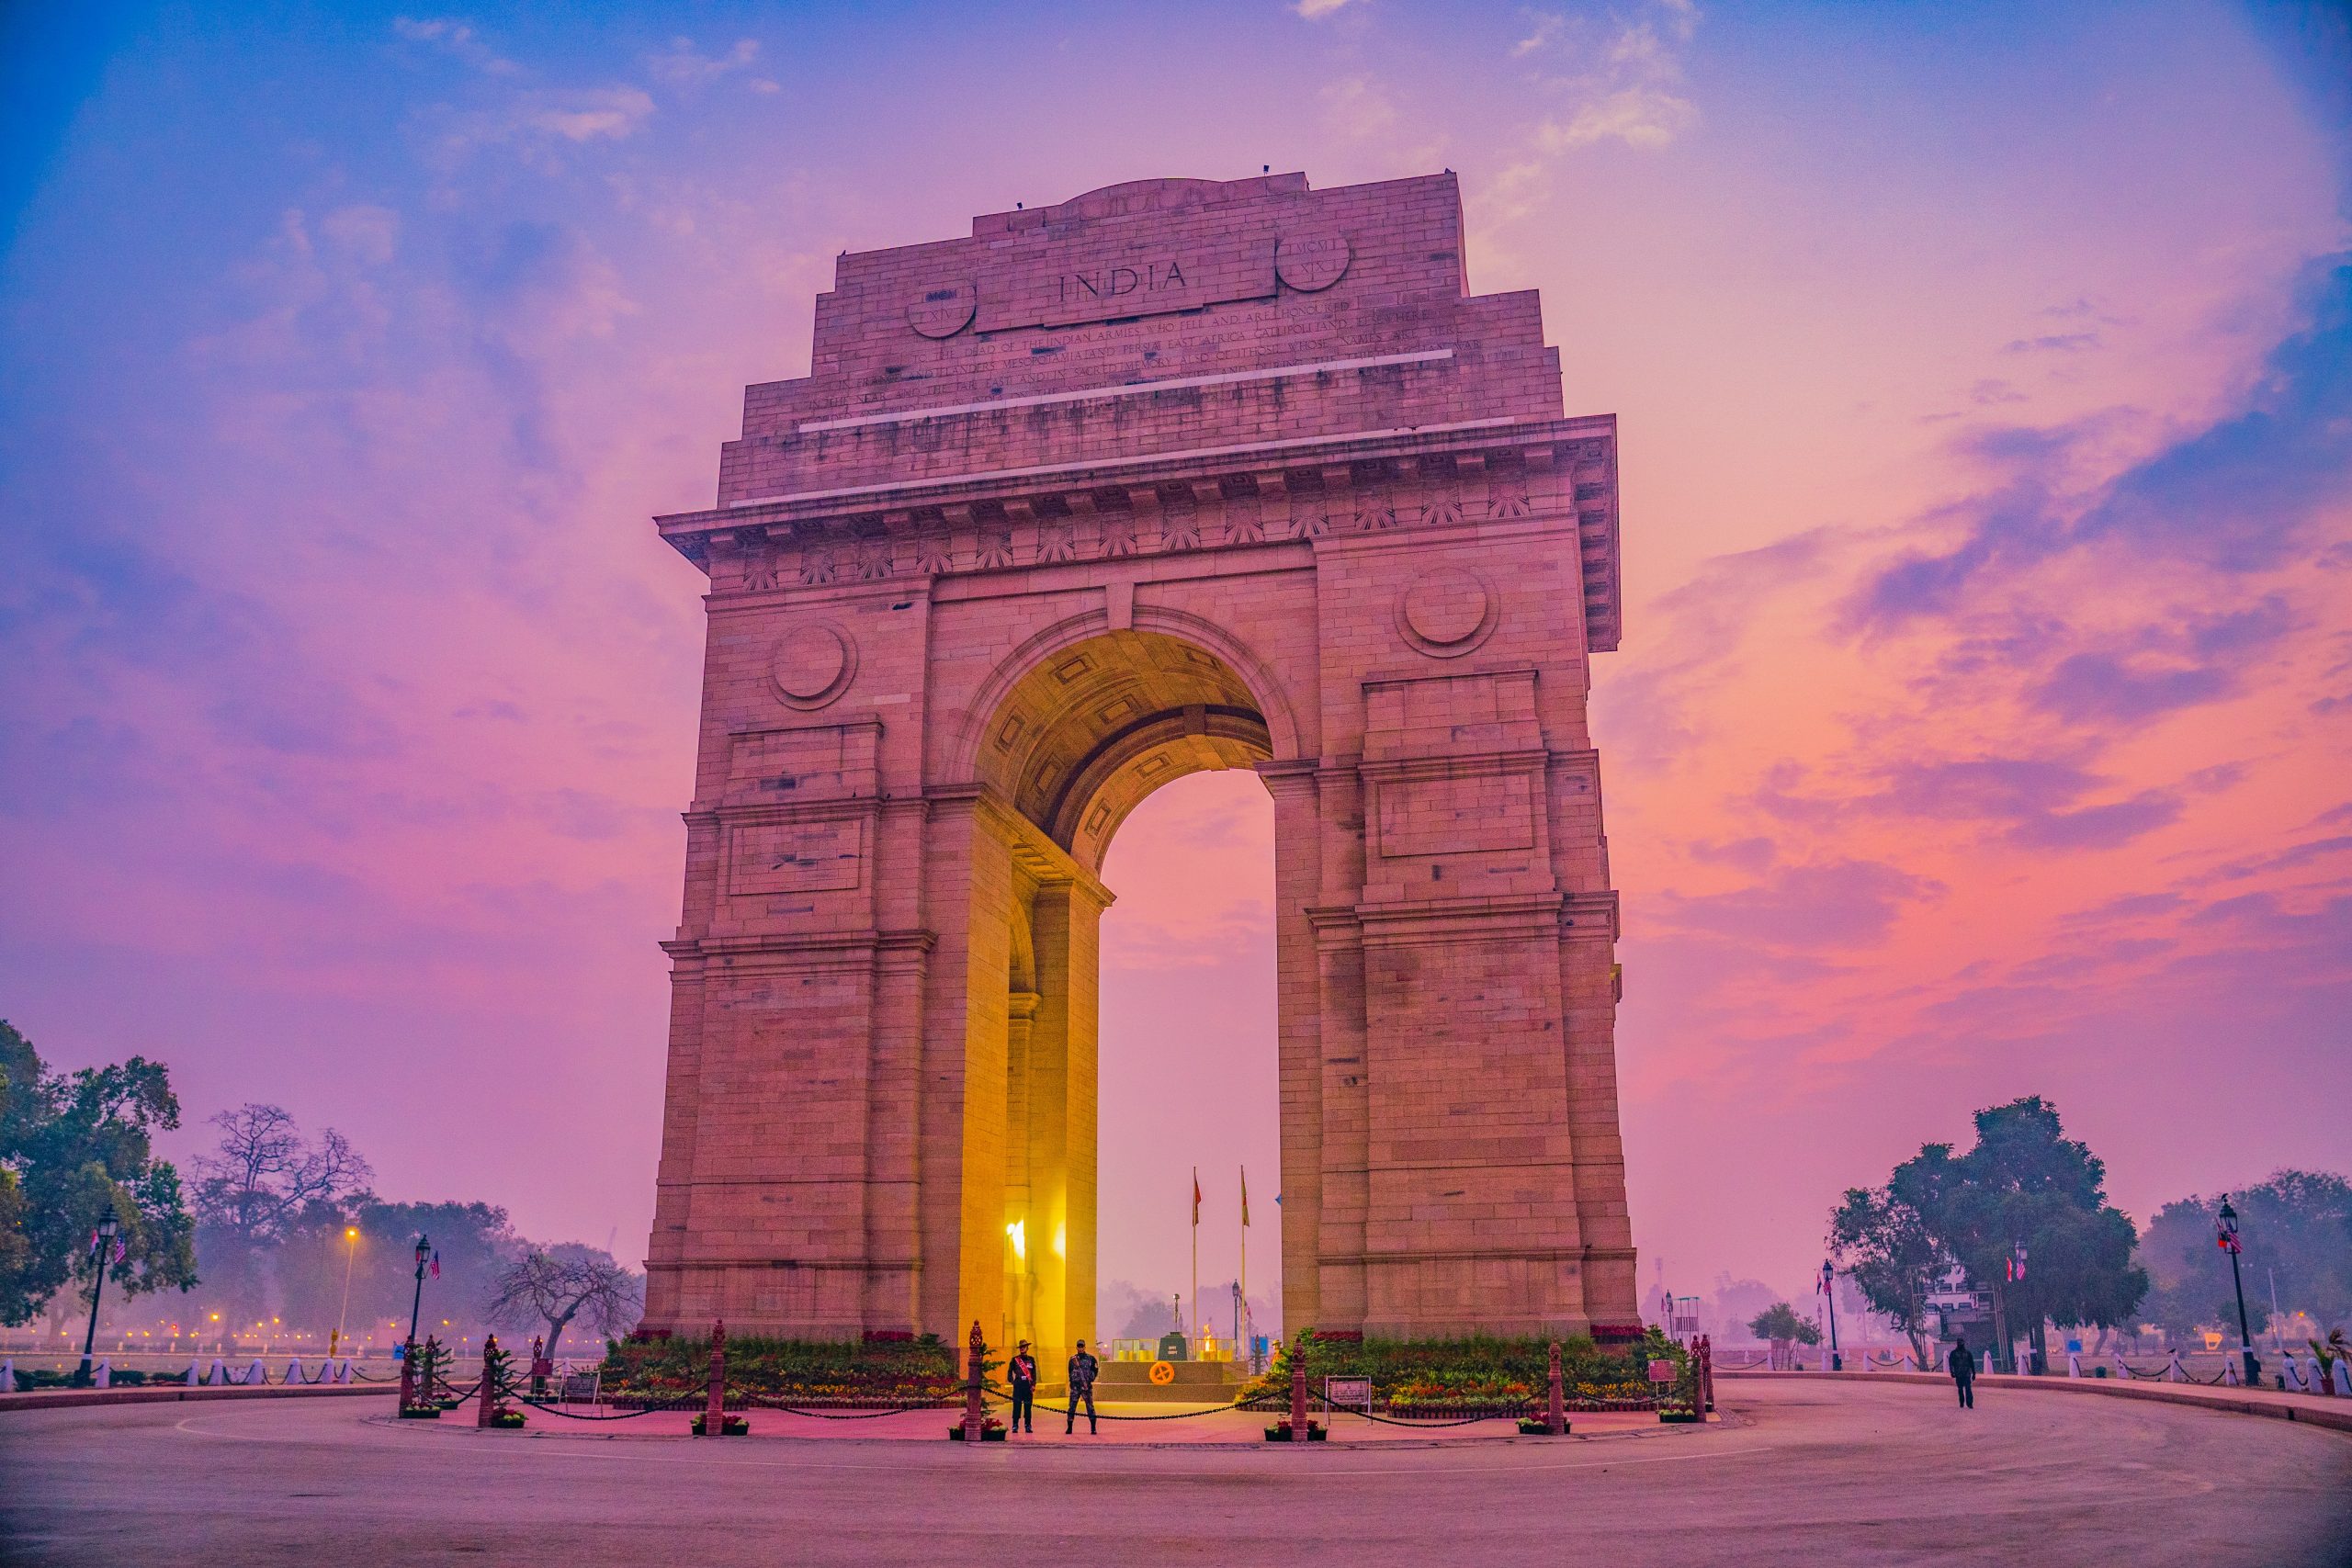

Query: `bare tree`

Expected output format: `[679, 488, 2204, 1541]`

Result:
[192, 1104, 373, 1246]
[485, 1247, 642, 1356]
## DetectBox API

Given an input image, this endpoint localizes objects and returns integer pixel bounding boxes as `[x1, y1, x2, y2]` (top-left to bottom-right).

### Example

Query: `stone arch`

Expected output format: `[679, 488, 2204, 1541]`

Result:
[947, 603, 1305, 792]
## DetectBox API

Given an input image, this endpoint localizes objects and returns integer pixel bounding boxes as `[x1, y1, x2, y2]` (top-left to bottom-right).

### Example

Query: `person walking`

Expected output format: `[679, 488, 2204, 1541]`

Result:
[1949, 1334, 1976, 1410]
[1008, 1341, 1038, 1434]
[1066, 1338, 1100, 1435]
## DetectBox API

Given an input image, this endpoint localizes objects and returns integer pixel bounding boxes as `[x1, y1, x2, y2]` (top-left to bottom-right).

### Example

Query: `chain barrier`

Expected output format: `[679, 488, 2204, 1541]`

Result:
[511, 1393, 706, 1421]
[1306, 1391, 1515, 1428]
[743, 1395, 959, 1420]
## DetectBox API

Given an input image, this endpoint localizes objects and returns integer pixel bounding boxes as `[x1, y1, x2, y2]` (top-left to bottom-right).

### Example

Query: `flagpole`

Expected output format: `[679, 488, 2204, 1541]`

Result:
[1239, 1166, 1249, 1360]
[1191, 1166, 1200, 1353]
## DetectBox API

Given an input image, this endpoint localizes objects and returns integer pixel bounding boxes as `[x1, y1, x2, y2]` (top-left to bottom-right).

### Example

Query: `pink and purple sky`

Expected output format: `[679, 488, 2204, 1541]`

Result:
[3, 2, 2346, 1319]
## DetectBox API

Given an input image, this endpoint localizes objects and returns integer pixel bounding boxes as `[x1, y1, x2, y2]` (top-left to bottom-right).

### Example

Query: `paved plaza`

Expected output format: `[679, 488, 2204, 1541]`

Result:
[5, 1378, 2346, 1566]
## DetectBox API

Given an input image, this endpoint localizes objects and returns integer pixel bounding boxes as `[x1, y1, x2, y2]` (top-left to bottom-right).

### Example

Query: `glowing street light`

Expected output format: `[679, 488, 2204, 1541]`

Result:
[331, 1227, 359, 1359]
[2217, 1198, 2258, 1386]
[77, 1214, 119, 1382]
[406, 1235, 432, 1348]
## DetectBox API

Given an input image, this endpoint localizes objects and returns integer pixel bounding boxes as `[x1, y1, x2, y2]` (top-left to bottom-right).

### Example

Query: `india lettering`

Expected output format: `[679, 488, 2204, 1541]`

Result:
[1056, 258, 1187, 305]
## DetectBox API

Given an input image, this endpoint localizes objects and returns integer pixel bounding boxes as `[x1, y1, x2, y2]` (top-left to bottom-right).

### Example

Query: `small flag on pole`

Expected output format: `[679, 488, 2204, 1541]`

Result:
[1240, 1168, 1250, 1228]
[428, 1250, 441, 1280]
[1192, 1171, 1202, 1228]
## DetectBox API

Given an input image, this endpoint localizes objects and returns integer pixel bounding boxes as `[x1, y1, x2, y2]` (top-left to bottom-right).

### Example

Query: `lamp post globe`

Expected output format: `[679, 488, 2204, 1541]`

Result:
[78, 1213, 120, 1381]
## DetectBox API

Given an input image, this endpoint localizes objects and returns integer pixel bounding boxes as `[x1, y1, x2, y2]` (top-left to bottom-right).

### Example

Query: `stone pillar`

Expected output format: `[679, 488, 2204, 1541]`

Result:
[1024, 879, 1107, 1370]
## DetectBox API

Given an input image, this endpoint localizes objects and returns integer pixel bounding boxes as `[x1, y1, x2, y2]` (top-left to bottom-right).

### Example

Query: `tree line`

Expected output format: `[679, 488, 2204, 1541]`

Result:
[1830, 1094, 2351, 1367]
[1, 1021, 639, 1358]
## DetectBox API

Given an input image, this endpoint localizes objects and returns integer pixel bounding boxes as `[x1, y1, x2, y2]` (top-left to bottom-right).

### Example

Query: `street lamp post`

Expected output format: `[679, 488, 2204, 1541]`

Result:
[407, 1235, 432, 1347]
[331, 1227, 358, 1359]
[77, 1214, 119, 1382]
[1821, 1258, 1842, 1371]
[2217, 1198, 2257, 1386]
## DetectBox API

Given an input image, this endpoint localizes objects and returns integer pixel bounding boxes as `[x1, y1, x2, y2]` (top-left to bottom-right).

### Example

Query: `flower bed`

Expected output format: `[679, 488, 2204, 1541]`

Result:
[1238, 1328, 1692, 1414]
[601, 1333, 962, 1409]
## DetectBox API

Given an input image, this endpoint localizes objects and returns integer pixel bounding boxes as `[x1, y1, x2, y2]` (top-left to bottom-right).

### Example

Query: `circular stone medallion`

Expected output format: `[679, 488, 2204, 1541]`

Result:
[1397, 568, 1497, 658]
[906, 280, 977, 339]
[771, 622, 856, 708]
[1275, 230, 1351, 292]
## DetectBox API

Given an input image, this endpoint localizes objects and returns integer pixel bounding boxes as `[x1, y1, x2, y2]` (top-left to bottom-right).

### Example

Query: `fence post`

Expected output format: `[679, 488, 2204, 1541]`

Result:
[961, 1320, 988, 1443]
[1546, 1341, 1566, 1435]
[701, 1319, 728, 1437]
[399, 1338, 415, 1413]
[477, 1334, 501, 1427]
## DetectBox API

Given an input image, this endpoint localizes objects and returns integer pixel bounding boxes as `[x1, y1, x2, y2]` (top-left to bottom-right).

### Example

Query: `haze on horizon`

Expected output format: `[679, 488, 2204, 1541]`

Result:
[2, 0, 2346, 1320]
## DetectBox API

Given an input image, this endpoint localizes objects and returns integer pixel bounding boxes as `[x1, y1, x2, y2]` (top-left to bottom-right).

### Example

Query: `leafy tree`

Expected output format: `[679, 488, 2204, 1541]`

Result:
[1747, 1302, 1822, 1347]
[2139, 1170, 2352, 1338]
[345, 1199, 521, 1346]
[484, 1245, 643, 1359]
[0, 1020, 198, 1325]
[1829, 1184, 1950, 1367]
[1826, 1096, 2147, 1372]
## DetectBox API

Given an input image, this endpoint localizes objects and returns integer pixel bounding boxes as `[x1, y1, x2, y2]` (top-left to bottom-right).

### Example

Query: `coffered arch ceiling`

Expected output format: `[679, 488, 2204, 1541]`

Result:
[978, 630, 1272, 876]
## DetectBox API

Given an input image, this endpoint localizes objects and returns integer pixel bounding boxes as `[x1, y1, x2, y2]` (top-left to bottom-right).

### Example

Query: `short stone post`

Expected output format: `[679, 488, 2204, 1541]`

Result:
[702, 1319, 728, 1437]
[478, 1334, 502, 1427]
[1546, 1341, 1566, 1435]
[1697, 1335, 1714, 1416]
[1288, 1343, 1309, 1438]
[961, 1320, 989, 1443]
[532, 1335, 549, 1400]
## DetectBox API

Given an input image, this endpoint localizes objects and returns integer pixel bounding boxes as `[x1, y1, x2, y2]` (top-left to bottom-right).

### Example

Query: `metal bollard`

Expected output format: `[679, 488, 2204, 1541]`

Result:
[478, 1334, 501, 1427]
[399, 1338, 415, 1413]
[961, 1321, 989, 1443]
[1546, 1341, 1566, 1435]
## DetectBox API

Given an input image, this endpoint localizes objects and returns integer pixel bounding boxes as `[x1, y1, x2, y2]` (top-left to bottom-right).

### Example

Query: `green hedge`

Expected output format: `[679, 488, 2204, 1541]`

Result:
[601, 1334, 962, 1403]
[1239, 1327, 1691, 1411]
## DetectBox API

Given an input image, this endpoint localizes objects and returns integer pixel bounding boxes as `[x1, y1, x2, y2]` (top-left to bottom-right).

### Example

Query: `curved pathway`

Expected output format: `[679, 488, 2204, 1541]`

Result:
[2, 1377, 2345, 1565]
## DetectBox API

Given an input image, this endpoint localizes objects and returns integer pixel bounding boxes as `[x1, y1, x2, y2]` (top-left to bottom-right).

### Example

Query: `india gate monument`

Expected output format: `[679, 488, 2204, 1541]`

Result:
[639, 172, 1637, 1359]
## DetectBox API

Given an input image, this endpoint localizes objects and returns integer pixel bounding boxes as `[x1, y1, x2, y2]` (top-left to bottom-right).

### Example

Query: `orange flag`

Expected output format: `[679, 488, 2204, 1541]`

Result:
[1193, 1169, 1202, 1227]
[1240, 1168, 1250, 1227]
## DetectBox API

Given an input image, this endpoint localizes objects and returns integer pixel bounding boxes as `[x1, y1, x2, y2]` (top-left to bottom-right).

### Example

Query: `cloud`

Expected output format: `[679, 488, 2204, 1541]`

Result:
[1512, 11, 1566, 56]
[2003, 332, 2100, 354]
[1756, 758, 2191, 852]
[526, 86, 654, 142]
[1295, 0, 1361, 17]
[1320, 75, 1397, 141]
[1655, 859, 1943, 949]
[1857, 256, 2352, 628]
[391, 16, 518, 74]
[1538, 85, 1697, 152]
[647, 37, 762, 87]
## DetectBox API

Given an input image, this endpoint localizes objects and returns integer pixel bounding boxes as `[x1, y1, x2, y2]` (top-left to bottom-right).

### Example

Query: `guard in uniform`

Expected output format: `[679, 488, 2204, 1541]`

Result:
[1066, 1339, 1100, 1434]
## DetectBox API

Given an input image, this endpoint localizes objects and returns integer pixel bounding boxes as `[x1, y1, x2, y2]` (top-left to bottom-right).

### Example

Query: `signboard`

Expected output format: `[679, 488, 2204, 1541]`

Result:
[1646, 1359, 1679, 1384]
[1326, 1377, 1374, 1412]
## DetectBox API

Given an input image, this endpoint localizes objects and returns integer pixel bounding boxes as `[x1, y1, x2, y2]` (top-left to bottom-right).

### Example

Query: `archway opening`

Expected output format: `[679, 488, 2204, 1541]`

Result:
[1095, 769, 1281, 1358]
[972, 628, 1285, 1366]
